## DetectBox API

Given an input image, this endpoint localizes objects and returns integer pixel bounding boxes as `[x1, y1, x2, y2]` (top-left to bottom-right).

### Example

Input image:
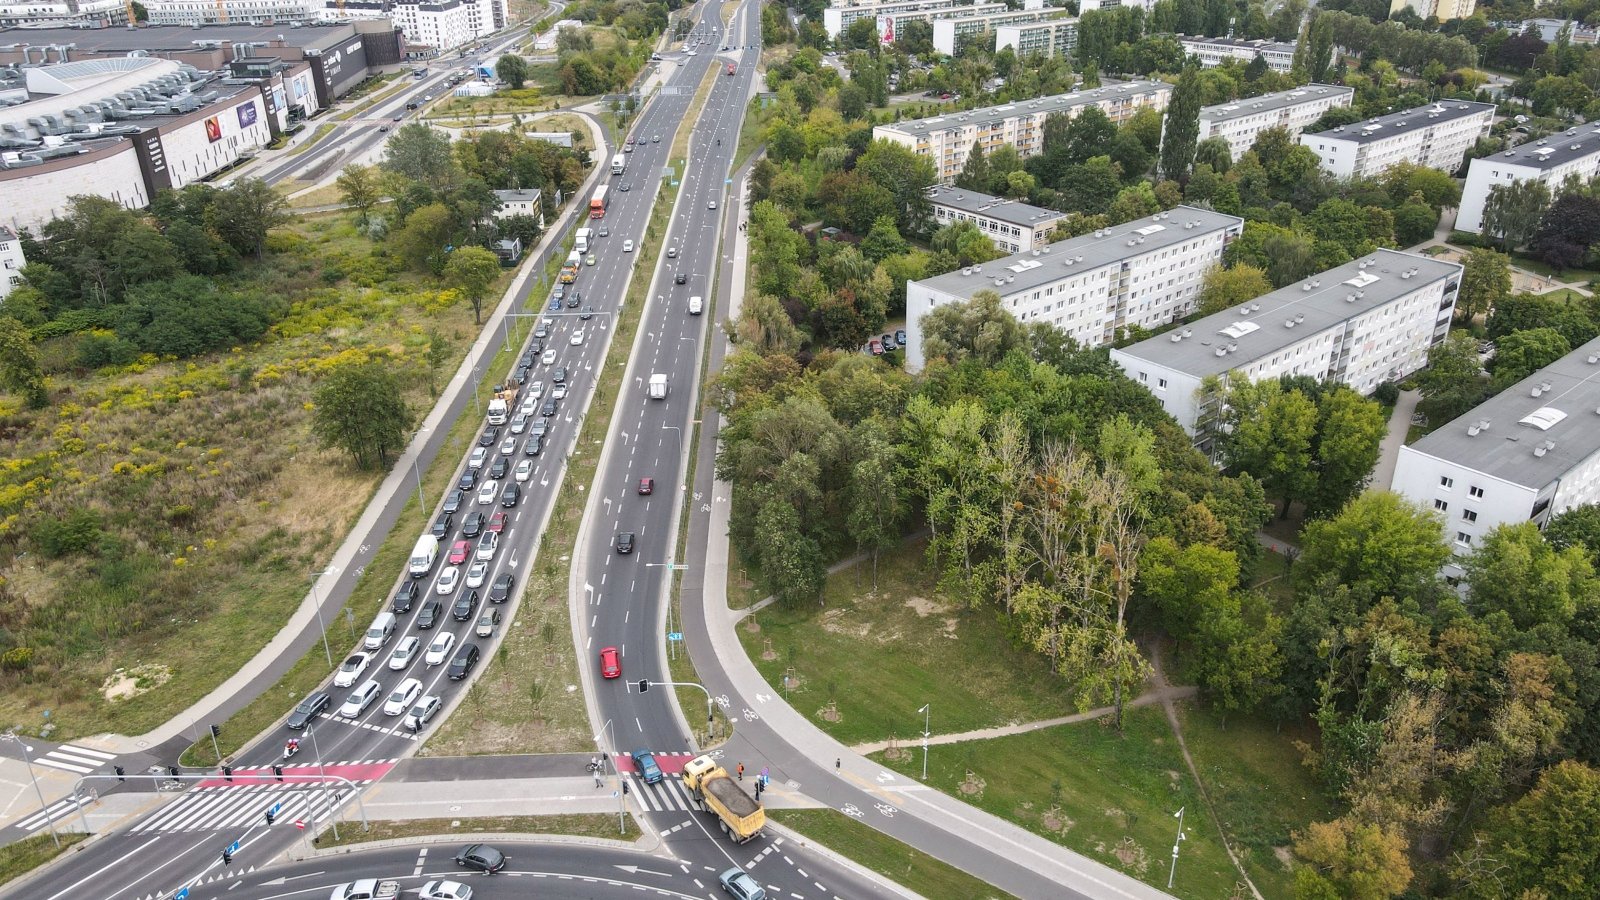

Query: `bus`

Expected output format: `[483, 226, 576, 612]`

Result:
[611, 153, 627, 176]
[589, 185, 609, 218]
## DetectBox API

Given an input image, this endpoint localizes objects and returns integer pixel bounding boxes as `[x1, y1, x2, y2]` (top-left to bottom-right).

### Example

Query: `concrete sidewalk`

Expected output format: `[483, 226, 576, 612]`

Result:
[1369, 388, 1421, 495]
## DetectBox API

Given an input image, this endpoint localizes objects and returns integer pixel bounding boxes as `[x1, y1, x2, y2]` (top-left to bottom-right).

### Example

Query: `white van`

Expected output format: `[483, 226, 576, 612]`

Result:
[363, 612, 396, 651]
[688, 295, 703, 315]
[408, 535, 439, 578]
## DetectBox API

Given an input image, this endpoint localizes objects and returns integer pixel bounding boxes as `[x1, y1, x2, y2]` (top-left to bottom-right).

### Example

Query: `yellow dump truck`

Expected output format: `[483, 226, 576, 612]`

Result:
[682, 755, 765, 843]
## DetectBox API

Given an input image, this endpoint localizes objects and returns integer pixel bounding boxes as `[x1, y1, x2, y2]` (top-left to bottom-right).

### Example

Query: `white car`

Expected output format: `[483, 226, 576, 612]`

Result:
[687, 49, 697, 56]
[509, 413, 528, 435]
[419, 879, 474, 900]
[708, 200, 718, 210]
[333, 653, 371, 688]
[383, 678, 423, 716]
[528, 381, 544, 400]
[623, 240, 635, 252]
[465, 559, 490, 588]
[467, 446, 487, 469]
[514, 459, 534, 482]
[436, 565, 461, 595]
[476, 532, 498, 561]
[404, 694, 442, 731]
[541, 349, 557, 365]
[424, 632, 456, 666]
[477, 479, 499, 504]
[339, 679, 381, 718]
[388, 636, 420, 670]
[551, 383, 568, 401]
[570, 330, 584, 346]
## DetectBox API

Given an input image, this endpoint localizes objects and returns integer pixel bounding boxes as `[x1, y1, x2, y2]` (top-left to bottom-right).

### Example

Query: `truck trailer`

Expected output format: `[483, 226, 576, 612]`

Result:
[486, 383, 519, 425]
[682, 755, 764, 843]
[647, 373, 668, 400]
[589, 185, 609, 218]
[611, 153, 627, 176]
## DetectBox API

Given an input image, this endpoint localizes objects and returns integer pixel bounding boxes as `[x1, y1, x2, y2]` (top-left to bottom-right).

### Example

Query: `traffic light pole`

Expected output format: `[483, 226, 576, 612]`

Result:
[637, 679, 717, 741]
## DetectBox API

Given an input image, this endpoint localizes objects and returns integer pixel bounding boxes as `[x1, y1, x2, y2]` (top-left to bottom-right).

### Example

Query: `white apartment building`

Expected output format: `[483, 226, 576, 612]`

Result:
[995, 17, 1079, 59]
[926, 185, 1071, 254]
[1298, 101, 1495, 179]
[1112, 249, 1461, 441]
[0, 226, 24, 301]
[387, 0, 472, 51]
[1522, 18, 1600, 44]
[1390, 0, 1475, 22]
[143, 0, 319, 25]
[1079, 0, 1156, 11]
[1392, 336, 1600, 576]
[874, 80, 1173, 183]
[0, 0, 126, 26]
[905, 206, 1243, 371]
[932, 9, 1072, 55]
[1198, 84, 1355, 162]
[1457, 126, 1600, 234]
[822, 0, 1003, 37]
[1178, 36, 1297, 72]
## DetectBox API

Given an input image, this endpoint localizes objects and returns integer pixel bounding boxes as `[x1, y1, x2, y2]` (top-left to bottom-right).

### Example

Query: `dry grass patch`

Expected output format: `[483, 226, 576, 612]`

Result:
[313, 813, 636, 849]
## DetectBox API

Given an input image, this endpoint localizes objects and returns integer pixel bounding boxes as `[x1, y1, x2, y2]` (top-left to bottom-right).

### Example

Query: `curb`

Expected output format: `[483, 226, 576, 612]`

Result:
[293, 828, 658, 861]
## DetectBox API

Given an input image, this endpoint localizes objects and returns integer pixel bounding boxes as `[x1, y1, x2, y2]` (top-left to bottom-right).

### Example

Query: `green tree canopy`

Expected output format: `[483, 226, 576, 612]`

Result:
[1297, 492, 1448, 605]
[310, 359, 412, 470]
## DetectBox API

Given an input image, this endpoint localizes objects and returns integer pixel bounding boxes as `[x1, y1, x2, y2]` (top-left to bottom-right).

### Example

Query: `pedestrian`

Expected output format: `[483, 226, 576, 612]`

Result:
[737, 762, 744, 781]
[594, 771, 603, 788]
[760, 766, 769, 784]
[754, 780, 763, 800]
[835, 757, 841, 774]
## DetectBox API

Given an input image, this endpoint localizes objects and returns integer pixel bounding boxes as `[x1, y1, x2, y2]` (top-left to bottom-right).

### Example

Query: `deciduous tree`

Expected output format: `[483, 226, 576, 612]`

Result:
[0, 316, 47, 408]
[444, 246, 502, 325]
[919, 289, 1025, 368]
[311, 359, 412, 469]
[336, 164, 383, 229]
[1297, 492, 1448, 605]
[1197, 263, 1271, 315]
[209, 178, 287, 260]
[1456, 247, 1511, 324]
[1482, 178, 1551, 252]
[495, 54, 530, 89]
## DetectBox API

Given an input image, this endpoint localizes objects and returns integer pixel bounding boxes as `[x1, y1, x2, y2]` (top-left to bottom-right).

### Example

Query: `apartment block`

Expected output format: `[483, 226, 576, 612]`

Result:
[995, 17, 1079, 59]
[1198, 84, 1355, 162]
[1392, 336, 1600, 574]
[1078, 0, 1156, 11]
[0, 226, 24, 301]
[932, 9, 1073, 54]
[873, 80, 1173, 183]
[1298, 101, 1495, 179]
[1390, 0, 1475, 22]
[1177, 36, 1297, 72]
[1457, 126, 1600, 234]
[926, 186, 1071, 254]
[905, 206, 1243, 371]
[1111, 249, 1461, 441]
[822, 0, 1004, 37]
[493, 189, 543, 227]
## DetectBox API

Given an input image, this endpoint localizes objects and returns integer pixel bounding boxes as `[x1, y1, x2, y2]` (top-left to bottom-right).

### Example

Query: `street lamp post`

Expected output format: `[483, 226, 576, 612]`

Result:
[308, 568, 336, 667]
[2, 730, 59, 848]
[594, 720, 625, 834]
[662, 424, 682, 456]
[409, 426, 430, 516]
[1168, 806, 1187, 889]
[918, 704, 930, 781]
[305, 725, 340, 842]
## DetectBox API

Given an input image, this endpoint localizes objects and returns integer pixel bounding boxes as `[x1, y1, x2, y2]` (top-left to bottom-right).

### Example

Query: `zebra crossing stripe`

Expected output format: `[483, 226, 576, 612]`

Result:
[131, 783, 365, 834]
[14, 796, 83, 832]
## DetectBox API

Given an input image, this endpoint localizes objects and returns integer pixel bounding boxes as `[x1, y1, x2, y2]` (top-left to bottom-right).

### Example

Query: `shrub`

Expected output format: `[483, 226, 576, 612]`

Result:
[1372, 381, 1400, 405]
[33, 509, 104, 557]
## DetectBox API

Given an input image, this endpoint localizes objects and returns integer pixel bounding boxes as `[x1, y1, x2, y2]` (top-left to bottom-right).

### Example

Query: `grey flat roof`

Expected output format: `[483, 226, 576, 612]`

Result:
[0, 22, 359, 53]
[1116, 248, 1461, 378]
[1304, 100, 1495, 145]
[926, 185, 1064, 227]
[495, 189, 542, 201]
[878, 78, 1172, 138]
[913, 205, 1242, 298]
[1406, 335, 1600, 490]
[1178, 35, 1295, 53]
[1199, 84, 1353, 125]
[0, 225, 15, 240]
[1481, 124, 1600, 172]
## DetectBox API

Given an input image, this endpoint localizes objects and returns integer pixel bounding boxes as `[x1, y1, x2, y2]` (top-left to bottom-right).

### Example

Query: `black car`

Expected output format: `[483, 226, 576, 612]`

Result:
[461, 511, 487, 538]
[675, 272, 687, 285]
[566, 291, 581, 308]
[528, 339, 543, 355]
[523, 435, 544, 457]
[416, 600, 443, 630]
[286, 691, 330, 729]
[488, 456, 510, 480]
[581, 305, 594, 320]
[452, 589, 480, 621]
[488, 572, 514, 604]
[431, 512, 454, 539]
[478, 427, 500, 448]
[512, 366, 530, 386]
[393, 580, 420, 614]
[519, 350, 535, 368]
[448, 643, 481, 680]
[551, 367, 567, 384]
[442, 489, 465, 515]
[616, 532, 635, 554]
[457, 470, 478, 492]
[454, 844, 505, 874]
[501, 484, 521, 507]
[540, 398, 557, 417]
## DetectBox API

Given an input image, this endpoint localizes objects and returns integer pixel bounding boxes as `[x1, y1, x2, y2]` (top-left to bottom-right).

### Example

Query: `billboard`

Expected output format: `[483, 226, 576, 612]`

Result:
[236, 102, 257, 129]
[204, 115, 222, 143]
[878, 15, 896, 45]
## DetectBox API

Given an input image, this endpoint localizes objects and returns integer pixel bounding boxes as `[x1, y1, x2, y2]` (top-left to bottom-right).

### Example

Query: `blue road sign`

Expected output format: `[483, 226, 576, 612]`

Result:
[227, 839, 240, 854]
[269, 801, 282, 816]
[175, 889, 189, 900]
[668, 632, 683, 641]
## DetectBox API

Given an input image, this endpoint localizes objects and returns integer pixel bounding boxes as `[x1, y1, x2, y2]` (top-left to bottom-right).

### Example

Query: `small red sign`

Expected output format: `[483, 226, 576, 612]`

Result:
[294, 819, 306, 830]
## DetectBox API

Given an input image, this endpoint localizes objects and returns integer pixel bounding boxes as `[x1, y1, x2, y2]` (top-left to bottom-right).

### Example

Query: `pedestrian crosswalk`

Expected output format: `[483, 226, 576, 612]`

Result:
[14, 795, 87, 834]
[628, 772, 697, 813]
[130, 781, 368, 834]
[31, 743, 116, 775]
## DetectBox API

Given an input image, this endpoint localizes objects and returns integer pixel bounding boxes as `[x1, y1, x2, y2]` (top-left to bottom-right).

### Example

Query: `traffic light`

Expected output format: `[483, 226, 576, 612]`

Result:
[210, 724, 221, 738]
[221, 847, 232, 865]
[622, 781, 630, 795]
[637, 680, 650, 693]
[114, 766, 125, 782]
[221, 765, 233, 782]
[272, 765, 284, 782]
[264, 808, 276, 825]
[168, 766, 180, 778]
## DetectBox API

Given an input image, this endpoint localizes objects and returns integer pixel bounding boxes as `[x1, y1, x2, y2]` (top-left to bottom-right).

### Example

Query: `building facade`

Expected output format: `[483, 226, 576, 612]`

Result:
[926, 185, 1070, 254]
[994, 17, 1079, 59]
[931, 9, 1072, 55]
[0, 0, 126, 26]
[1390, 0, 1476, 22]
[0, 226, 24, 300]
[1078, 0, 1156, 11]
[492, 188, 543, 226]
[1111, 249, 1461, 441]
[1297, 101, 1495, 179]
[905, 206, 1244, 371]
[873, 80, 1173, 183]
[1392, 336, 1600, 575]
[1198, 84, 1355, 162]
[822, 0, 999, 37]
[1177, 35, 1297, 72]
[1457, 127, 1600, 234]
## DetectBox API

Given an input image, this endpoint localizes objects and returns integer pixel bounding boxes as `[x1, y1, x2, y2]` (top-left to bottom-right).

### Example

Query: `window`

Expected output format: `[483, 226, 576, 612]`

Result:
[1462, 510, 1478, 523]
[1157, 378, 1167, 389]
[1435, 499, 1448, 512]
[1469, 485, 1484, 499]
[1456, 532, 1473, 546]
[1439, 476, 1454, 489]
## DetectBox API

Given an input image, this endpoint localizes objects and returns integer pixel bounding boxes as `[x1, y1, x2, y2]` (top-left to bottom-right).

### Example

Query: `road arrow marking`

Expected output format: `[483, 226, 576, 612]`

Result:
[614, 864, 673, 877]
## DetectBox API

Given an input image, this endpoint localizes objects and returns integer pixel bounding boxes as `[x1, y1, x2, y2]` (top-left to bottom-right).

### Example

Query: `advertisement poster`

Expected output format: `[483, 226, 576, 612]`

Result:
[204, 115, 222, 143]
[879, 15, 895, 45]
[236, 102, 257, 129]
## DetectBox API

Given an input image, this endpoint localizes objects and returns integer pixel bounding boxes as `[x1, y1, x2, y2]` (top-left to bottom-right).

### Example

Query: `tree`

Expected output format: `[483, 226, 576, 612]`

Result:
[1159, 64, 1204, 182]
[0, 316, 47, 408]
[209, 178, 287, 260]
[495, 54, 530, 89]
[444, 246, 502, 325]
[1392, 200, 1437, 247]
[754, 496, 827, 605]
[1530, 191, 1600, 271]
[390, 203, 458, 275]
[1545, 503, 1600, 569]
[1191, 590, 1283, 716]
[1456, 247, 1511, 324]
[1481, 178, 1552, 252]
[310, 359, 412, 469]
[1219, 379, 1319, 518]
[1308, 388, 1388, 519]
[336, 164, 383, 229]
[955, 143, 990, 192]
[1293, 818, 1412, 900]
[919, 290, 1025, 367]
[1297, 492, 1448, 605]
[847, 432, 906, 589]
[1193, 136, 1232, 175]
[1197, 263, 1271, 315]
[382, 124, 460, 193]
[1473, 761, 1600, 899]
[1415, 331, 1488, 423]
[856, 140, 936, 234]
[858, 215, 907, 263]
[1492, 327, 1570, 389]
[1057, 157, 1124, 216]
[1465, 522, 1598, 631]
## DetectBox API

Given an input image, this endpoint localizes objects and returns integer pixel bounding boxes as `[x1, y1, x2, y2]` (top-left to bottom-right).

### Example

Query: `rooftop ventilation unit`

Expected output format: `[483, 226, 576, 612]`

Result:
[1467, 420, 1490, 436]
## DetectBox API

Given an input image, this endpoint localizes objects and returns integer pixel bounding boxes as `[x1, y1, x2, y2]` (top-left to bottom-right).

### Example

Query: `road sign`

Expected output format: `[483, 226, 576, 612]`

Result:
[175, 889, 189, 900]
[295, 818, 306, 830]
[227, 840, 240, 854]
[269, 801, 282, 816]
[668, 632, 683, 641]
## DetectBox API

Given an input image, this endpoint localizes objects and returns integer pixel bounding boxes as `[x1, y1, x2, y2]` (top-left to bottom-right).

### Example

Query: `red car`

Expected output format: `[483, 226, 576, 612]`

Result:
[638, 477, 654, 495]
[488, 511, 509, 534]
[447, 540, 471, 565]
[868, 339, 884, 356]
[600, 646, 621, 679]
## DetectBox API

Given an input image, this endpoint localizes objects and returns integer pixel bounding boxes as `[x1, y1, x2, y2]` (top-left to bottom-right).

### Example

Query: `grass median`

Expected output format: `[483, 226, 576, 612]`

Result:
[0, 833, 89, 890]
[313, 813, 637, 848]
[770, 810, 1015, 900]
[285, 124, 337, 158]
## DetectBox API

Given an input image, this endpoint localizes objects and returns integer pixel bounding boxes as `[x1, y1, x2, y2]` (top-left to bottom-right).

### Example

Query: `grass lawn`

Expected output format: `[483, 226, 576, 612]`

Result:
[871, 707, 1241, 899]
[1247, 550, 1295, 611]
[1174, 701, 1333, 899]
[1539, 287, 1589, 304]
[285, 123, 337, 158]
[738, 537, 1086, 746]
[314, 814, 636, 849]
[1510, 255, 1600, 283]
[0, 832, 88, 890]
[769, 809, 1016, 900]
